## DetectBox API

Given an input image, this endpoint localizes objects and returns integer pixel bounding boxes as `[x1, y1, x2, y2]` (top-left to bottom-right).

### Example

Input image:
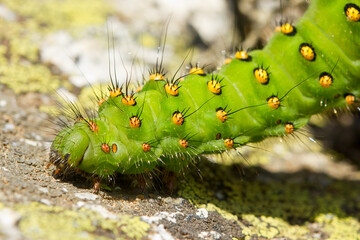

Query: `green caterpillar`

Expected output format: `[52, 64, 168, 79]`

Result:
[50, 0, 360, 190]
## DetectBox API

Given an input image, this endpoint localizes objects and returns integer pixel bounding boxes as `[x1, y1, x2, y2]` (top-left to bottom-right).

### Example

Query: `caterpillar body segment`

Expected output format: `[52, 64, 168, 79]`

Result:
[50, 0, 360, 184]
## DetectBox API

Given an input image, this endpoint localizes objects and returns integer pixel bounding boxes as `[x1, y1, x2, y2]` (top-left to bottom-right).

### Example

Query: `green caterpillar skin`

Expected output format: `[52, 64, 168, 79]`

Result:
[51, 0, 360, 179]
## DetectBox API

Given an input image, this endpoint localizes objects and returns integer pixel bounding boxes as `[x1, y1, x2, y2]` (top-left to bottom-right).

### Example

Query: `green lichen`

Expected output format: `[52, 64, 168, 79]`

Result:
[9, 36, 39, 63]
[202, 203, 238, 222]
[240, 215, 309, 239]
[0, 63, 61, 94]
[0, 18, 64, 93]
[0, 19, 62, 94]
[118, 216, 150, 240]
[178, 159, 360, 239]
[1, 0, 112, 34]
[315, 214, 360, 240]
[15, 202, 150, 240]
[0, 0, 112, 94]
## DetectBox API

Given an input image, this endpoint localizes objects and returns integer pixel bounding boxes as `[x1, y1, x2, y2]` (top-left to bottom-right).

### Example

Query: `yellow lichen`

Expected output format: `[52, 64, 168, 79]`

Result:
[315, 214, 360, 240]
[0, 64, 61, 94]
[240, 215, 309, 239]
[179, 157, 360, 239]
[0, 0, 112, 94]
[118, 216, 150, 239]
[14, 202, 150, 240]
[2, 0, 112, 33]
[10, 37, 39, 63]
[200, 203, 238, 221]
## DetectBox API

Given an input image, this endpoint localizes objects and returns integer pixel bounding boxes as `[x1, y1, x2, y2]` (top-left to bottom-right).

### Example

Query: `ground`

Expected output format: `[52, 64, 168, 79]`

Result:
[0, 1, 360, 240]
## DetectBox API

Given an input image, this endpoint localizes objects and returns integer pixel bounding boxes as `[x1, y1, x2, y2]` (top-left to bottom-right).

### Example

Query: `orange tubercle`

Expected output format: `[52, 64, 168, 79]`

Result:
[172, 112, 184, 125]
[122, 95, 136, 106]
[179, 139, 188, 148]
[267, 96, 280, 109]
[345, 3, 360, 22]
[165, 83, 179, 96]
[207, 80, 221, 95]
[98, 98, 107, 106]
[299, 43, 315, 61]
[112, 143, 117, 153]
[345, 94, 356, 104]
[101, 143, 110, 153]
[285, 123, 294, 134]
[254, 68, 269, 84]
[235, 50, 249, 61]
[224, 139, 234, 148]
[319, 73, 333, 88]
[224, 58, 232, 65]
[88, 121, 99, 132]
[109, 88, 122, 98]
[150, 73, 165, 81]
[281, 23, 294, 35]
[130, 116, 141, 128]
[142, 143, 151, 152]
[189, 67, 204, 75]
[216, 108, 228, 123]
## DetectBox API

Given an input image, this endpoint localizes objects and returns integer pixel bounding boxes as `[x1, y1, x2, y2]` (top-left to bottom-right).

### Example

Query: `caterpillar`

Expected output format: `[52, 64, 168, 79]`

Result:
[50, 0, 360, 191]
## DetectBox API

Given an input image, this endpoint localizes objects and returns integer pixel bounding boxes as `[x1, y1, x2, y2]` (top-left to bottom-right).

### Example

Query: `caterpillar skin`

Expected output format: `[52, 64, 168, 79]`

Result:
[50, 0, 360, 181]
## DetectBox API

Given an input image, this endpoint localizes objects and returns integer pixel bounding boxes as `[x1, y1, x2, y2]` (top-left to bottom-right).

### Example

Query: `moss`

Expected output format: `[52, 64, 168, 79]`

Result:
[15, 202, 150, 240]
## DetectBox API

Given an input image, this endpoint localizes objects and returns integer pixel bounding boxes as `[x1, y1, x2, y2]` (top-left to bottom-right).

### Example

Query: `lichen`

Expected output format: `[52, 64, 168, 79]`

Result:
[315, 214, 360, 240]
[178, 159, 360, 239]
[0, 63, 61, 94]
[14, 202, 150, 240]
[240, 215, 309, 239]
[0, 19, 62, 94]
[0, 0, 112, 94]
[1, 0, 111, 34]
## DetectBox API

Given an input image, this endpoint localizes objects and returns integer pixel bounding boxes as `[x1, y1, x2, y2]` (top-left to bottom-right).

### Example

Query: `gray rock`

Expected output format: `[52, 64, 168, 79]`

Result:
[0, 208, 23, 240]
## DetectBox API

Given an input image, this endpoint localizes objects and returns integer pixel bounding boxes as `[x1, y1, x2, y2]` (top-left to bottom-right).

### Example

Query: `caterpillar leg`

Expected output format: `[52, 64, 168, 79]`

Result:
[164, 171, 177, 194]
[136, 174, 147, 192]
[93, 177, 101, 193]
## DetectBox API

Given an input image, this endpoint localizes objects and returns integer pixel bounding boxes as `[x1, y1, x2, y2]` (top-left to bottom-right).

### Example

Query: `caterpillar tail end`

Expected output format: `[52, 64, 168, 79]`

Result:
[49, 127, 90, 177]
